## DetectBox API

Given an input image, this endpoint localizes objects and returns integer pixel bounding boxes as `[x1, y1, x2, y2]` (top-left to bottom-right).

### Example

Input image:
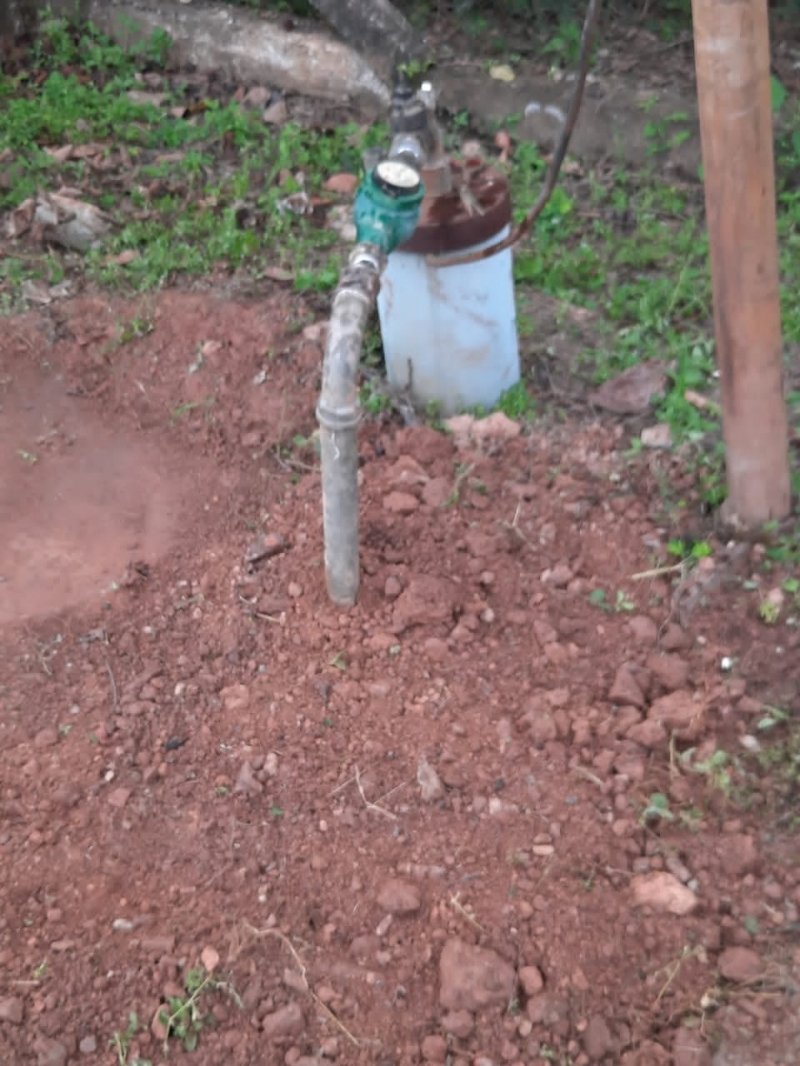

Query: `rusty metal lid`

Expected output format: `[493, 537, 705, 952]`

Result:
[398, 160, 512, 256]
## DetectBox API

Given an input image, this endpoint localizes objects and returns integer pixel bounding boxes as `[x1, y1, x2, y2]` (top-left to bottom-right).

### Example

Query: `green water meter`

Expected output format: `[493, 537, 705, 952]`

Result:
[353, 159, 425, 254]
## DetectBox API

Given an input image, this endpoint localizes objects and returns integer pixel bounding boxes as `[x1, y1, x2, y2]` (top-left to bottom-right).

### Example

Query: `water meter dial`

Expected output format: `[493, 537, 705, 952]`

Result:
[373, 159, 422, 199]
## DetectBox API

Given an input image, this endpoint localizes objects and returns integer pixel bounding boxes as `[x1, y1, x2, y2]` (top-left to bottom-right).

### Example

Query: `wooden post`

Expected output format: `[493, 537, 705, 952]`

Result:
[691, 0, 791, 524]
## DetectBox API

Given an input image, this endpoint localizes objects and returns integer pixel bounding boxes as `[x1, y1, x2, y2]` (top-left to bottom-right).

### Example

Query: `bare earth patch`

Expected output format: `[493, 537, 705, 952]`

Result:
[0, 289, 798, 1066]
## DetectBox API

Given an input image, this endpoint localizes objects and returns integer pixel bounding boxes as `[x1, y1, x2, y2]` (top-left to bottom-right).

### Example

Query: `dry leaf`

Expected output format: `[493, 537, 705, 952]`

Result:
[322, 172, 359, 196]
[45, 145, 75, 163]
[34, 191, 113, 252]
[105, 250, 140, 266]
[263, 266, 294, 283]
[5, 197, 35, 239]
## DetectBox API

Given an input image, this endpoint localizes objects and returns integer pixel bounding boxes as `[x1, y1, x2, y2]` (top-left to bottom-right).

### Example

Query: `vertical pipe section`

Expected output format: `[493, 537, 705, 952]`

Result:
[692, 0, 790, 524]
[317, 247, 384, 607]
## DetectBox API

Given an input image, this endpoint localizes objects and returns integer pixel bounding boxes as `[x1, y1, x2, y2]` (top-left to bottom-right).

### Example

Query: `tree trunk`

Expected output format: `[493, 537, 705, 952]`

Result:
[308, 0, 422, 62]
[691, 0, 791, 524]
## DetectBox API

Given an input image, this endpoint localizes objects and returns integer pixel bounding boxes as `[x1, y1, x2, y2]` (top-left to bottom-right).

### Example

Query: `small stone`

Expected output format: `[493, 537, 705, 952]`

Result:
[422, 477, 452, 507]
[375, 914, 393, 937]
[531, 843, 554, 856]
[287, 582, 303, 599]
[245, 532, 288, 564]
[439, 938, 515, 1011]
[384, 575, 403, 598]
[641, 423, 673, 449]
[107, 787, 131, 809]
[441, 1010, 474, 1038]
[350, 934, 380, 961]
[648, 653, 690, 692]
[377, 878, 421, 915]
[541, 563, 573, 588]
[262, 1002, 305, 1039]
[521, 701, 558, 747]
[661, 623, 689, 651]
[609, 665, 645, 708]
[222, 683, 251, 712]
[33, 727, 59, 748]
[0, 996, 24, 1024]
[417, 757, 444, 803]
[631, 872, 698, 916]
[720, 834, 760, 877]
[518, 966, 544, 996]
[627, 719, 667, 749]
[262, 98, 288, 125]
[383, 491, 419, 514]
[421, 1033, 448, 1062]
[718, 946, 762, 983]
[141, 935, 176, 954]
[629, 615, 658, 644]
[52, 784, 81, 809]
[647, 690, 704, 741]
[526, 993, 568, 1026]
[242, 85, 271, 109]
[664, 855, 692, 884]
[201, 945, 220, 973]
[33, 1037, 68, 1066]
[583, 1015, 614, 1060]
[79, 1035, 97, 1055]
[672, 1025, 711, 1066]
[392, 576, 459, 632]
[112, 918, 135, 932]
[234, 761, 263, 795]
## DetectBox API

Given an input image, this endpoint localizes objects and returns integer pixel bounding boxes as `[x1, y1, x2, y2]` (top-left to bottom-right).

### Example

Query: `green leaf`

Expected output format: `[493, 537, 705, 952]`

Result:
[771, 75, 787, 113]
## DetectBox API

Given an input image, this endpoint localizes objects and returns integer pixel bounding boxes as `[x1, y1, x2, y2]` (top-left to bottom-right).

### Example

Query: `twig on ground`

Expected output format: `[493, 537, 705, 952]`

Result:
[243, 923, 360, 1046]
[355, 765, 398, 820]
[105, 657, 119, 711]
[630, 563, 685, 580]
[449, 892, 484, 932]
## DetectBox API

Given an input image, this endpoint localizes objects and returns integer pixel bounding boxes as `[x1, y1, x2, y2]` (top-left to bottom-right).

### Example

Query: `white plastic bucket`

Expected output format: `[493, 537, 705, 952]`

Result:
[377, 225, 520, 417]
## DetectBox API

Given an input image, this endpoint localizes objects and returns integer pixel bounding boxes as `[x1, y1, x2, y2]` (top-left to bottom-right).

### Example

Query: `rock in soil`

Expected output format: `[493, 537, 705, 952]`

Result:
[0, 997, 24, 1024]
[439, 938, 516, 1011]
[717, 946, 763, 983]
[377, 878, 421, 914]
[583, 1014, 615, 1060]
[672, 1024, 712, 1066]
[518, 965, 544, 996]
[631, 872, 698, 916]
[261, 1002, 305, 1039]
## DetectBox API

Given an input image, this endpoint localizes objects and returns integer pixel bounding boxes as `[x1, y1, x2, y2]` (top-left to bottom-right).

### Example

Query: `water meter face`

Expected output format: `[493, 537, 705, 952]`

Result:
[374, 159, 421, 197]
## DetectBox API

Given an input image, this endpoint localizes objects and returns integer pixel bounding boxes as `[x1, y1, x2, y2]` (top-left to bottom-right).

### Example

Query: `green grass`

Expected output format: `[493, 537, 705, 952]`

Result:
[0, 15, 385, 294]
